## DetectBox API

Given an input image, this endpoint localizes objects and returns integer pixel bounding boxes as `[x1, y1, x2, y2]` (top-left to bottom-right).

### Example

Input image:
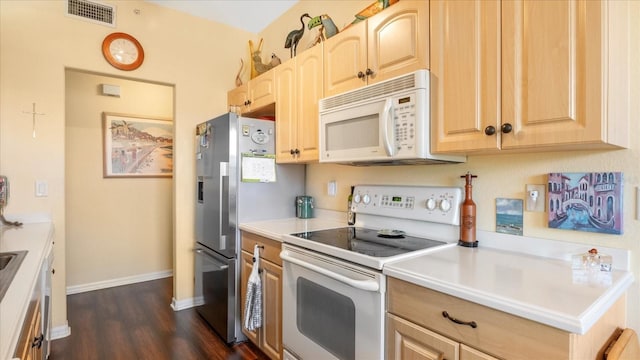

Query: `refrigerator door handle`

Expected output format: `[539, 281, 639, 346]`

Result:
[219, 161, 229, 249]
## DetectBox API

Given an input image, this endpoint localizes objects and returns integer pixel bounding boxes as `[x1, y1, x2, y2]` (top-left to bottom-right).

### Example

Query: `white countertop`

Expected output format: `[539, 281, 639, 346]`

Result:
[383, 236, 634, 335]
[0, 220, 54, 360]
[239, 209, 347, 241]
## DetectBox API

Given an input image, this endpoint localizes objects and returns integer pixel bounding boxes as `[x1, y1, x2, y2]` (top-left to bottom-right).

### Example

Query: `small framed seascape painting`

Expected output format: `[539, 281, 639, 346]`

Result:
[496, 198, 523, 236]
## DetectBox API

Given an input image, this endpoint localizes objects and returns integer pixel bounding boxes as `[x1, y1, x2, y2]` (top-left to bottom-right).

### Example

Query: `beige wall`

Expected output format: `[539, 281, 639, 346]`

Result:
[65, 69, 173, 288]
[0, 0, 253, 330]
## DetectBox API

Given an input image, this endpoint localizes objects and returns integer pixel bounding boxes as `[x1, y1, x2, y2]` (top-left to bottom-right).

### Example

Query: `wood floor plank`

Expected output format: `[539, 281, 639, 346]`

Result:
[51, 277, 270, 360]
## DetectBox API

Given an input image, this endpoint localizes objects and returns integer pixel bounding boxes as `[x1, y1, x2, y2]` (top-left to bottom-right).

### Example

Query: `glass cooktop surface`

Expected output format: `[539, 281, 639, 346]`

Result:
[289, 227, 446, 258]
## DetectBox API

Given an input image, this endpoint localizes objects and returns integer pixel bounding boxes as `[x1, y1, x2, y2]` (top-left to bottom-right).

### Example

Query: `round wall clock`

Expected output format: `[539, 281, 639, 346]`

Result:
[102, 32, 144, 71]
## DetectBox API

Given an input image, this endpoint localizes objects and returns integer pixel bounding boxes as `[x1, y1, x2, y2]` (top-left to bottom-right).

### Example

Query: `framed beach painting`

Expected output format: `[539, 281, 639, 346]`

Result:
[496, 198, 523, 236]
[548, 172, 623, 235]
[103, 113, 173, 178]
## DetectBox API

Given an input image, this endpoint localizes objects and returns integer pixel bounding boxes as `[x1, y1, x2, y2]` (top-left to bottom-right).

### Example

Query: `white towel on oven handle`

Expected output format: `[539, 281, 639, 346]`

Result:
[243, 244, 262, 331]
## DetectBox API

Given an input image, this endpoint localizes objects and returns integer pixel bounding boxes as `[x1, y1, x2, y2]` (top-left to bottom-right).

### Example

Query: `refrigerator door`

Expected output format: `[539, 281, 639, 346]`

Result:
[196, 113, 234, 258]
[194, 246, 236, 343]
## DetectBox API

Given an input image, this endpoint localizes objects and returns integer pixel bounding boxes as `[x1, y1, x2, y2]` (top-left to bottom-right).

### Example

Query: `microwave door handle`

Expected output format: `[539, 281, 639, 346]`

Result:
[382, 98, 395, 156]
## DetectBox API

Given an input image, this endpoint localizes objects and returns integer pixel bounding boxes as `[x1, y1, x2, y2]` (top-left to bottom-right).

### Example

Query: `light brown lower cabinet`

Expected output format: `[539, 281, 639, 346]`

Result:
[387, 313, 499, 360]
[15, 299, 43, 360]
[387, 277, 626, 360]
[240, 231, 283, 360]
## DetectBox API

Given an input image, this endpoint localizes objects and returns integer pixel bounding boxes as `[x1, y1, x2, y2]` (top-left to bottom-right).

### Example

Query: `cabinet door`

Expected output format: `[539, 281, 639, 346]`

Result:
[367, 0, 430, 84]
[240, 251, 259, 344]
[250, 70, 276, 110]
[323, 20, 367, 97]
[295, 45, 322, 162]
[228, 84, 249, 114]
[387, 313, 459, 360]
[260, 260, 283, 360]
[430, 0, 501, 153]
[460, 344, 500, 360]
[275, 59, 297, 162]
[502, 0, 601, 149]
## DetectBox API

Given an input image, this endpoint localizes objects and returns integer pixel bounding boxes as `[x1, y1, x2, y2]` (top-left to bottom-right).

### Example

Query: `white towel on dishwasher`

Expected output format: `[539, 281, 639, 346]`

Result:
[243, 244, 262, 331]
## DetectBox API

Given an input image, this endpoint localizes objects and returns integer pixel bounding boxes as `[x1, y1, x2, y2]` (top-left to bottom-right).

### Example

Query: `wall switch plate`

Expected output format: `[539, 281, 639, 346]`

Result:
[35, 180, 48, 197]
[636, 186, 640, 220]
[327, 181, 337, 197]
[525, 184, 545, 212]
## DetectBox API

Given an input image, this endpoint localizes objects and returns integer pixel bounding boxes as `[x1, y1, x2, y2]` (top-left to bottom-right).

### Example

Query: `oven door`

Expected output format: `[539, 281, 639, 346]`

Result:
[280, 244, 385, 360]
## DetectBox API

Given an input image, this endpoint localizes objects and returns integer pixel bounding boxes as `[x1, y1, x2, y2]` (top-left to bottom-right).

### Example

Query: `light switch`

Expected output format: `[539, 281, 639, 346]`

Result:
[327, 181, 337, 197]
[35, 180, 48, 197]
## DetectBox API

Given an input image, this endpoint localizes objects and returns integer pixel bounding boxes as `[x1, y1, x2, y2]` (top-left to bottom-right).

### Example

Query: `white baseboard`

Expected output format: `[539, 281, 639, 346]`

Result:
[50, 321, 71, 340]
[171, 296, 197, 311]
[66, 270, 173, 295]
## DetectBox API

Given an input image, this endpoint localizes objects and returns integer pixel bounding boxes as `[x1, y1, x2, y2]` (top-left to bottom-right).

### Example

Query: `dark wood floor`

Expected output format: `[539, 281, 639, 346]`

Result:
[50, 277, 270, 360]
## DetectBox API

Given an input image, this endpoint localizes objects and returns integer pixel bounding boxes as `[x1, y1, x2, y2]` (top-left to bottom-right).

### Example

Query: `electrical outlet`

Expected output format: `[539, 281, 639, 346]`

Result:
[525, 184, 545, 212]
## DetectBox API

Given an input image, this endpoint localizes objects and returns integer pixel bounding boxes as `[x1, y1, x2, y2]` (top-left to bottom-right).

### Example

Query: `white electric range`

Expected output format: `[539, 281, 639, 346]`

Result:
[280, 185, 463, 360]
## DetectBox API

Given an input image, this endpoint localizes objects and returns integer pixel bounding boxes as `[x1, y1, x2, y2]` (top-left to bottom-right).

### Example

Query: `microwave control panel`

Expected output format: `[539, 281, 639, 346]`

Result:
[392, 94, 418, 152]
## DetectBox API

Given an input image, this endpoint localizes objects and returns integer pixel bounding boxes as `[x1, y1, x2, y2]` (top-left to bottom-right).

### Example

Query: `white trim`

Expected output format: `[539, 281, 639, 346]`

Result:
[171, 296, 197, 311]
[66, 270, 173, 295]
[50, 321, 71, 340]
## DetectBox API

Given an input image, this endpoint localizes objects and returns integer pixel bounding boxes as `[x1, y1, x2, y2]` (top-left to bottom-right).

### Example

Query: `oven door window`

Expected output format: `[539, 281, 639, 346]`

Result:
[297, 278, 355, 360]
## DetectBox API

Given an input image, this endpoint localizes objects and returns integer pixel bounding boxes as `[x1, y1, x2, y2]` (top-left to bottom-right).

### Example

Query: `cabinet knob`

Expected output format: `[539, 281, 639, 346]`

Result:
[501, 123, 513, 133]
[357, 71, 366, 79]
[290, 149, 295, 155]
[484, 126, 496, 136]
[294, 148, 300, 155]
[365, 68, 374, 76]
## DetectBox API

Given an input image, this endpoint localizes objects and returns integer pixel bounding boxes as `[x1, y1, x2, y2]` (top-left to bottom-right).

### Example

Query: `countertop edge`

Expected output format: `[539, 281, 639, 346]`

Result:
[383, 265, 634, 334]
[1, 222, 54, 360]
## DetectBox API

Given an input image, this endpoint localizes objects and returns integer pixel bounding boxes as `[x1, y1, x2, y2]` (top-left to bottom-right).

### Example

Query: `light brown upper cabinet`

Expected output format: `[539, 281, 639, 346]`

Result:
[228, 69, 276, 115]
[431, 0, 632, 154]
[323, 1, 429, 97]
[275, 45, 323, 163]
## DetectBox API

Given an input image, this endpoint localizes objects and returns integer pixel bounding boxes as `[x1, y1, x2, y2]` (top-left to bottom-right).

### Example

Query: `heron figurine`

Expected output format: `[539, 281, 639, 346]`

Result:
[285, 13, 311, 58]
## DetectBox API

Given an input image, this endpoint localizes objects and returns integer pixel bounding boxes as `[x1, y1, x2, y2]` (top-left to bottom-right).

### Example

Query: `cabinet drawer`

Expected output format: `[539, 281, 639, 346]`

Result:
[387, 277, 570, 360]
[241, 231, 282, 266]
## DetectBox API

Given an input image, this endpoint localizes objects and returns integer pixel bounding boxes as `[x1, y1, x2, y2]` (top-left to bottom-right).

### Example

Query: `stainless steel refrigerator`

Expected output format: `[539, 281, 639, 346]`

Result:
[194, 112, 304, 343]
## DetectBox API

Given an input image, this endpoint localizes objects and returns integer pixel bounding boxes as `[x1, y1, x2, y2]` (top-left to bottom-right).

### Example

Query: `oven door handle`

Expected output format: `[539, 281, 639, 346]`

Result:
[281, 252, 380, 292]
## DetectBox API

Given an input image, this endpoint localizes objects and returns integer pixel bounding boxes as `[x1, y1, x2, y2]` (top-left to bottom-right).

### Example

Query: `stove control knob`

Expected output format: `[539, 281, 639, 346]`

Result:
[425, 198, 437, 211]
[439, 199, 452, 212]
[362, 194, 371, 205]
[353, 193, 362, 203]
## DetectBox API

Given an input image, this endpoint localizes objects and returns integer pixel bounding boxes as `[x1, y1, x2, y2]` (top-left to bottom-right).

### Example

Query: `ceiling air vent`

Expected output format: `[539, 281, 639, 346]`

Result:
[66, 0, 116, 27]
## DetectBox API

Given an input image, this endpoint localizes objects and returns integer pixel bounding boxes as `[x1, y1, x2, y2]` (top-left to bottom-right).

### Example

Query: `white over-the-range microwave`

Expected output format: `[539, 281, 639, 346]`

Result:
[319, 69, 466, 165]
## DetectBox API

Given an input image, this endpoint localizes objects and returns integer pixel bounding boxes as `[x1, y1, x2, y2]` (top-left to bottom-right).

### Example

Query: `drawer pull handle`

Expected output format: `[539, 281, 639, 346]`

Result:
[442, 311, 477, 328]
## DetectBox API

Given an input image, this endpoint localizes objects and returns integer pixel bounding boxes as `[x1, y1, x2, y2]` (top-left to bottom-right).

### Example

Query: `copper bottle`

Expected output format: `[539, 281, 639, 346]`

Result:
[459, 172, 478, 247]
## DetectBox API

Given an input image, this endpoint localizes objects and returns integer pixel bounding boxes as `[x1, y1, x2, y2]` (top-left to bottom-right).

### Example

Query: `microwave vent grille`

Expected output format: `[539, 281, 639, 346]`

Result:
[320, 72, 421, 111]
